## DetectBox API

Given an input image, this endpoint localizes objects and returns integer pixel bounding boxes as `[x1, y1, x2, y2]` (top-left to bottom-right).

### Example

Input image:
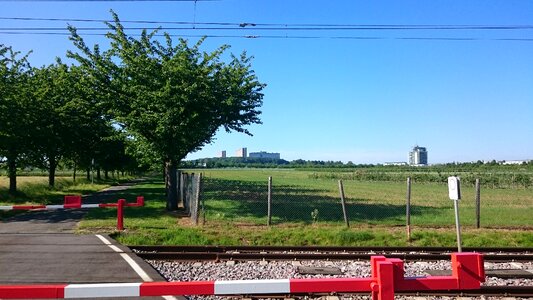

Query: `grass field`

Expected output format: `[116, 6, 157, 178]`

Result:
[2, 170, 532, 247]
[0, 176, 110, 205]
[0, 176, 117, 220]
[200, 169, 533, 228]
[75, 176, 533, 247]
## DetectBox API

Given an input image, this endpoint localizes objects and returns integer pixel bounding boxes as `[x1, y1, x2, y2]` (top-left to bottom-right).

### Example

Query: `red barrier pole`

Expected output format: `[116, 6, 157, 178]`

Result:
[117, 199, 125, 231]
[137, 196, 145, 207]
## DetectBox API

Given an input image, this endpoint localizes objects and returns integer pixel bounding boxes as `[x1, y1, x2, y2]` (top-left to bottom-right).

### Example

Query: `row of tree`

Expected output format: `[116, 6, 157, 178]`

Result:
[1, 11, 266, 209]
[184, 157, 533, 171]
[0, 46, 138, 194]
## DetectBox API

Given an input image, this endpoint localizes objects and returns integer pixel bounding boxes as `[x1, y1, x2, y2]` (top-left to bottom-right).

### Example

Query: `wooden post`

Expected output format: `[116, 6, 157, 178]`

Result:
[406, 177, 412, 242]
[475, 178, 481, 229]
[194, 173, 202, 226]
[200, 173, 206, 225]
[267, 176, 272, 226]
[338, 180, 349, 228]
[176, 170, 182, 206]
[180, 172, 186, 211]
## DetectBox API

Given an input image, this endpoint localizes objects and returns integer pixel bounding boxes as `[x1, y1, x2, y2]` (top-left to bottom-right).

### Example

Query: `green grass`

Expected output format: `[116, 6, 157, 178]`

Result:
[200, 169, 533, 227]
[75, 170, 533, 247]
[0, 177, 111, 205]
[0, 175, 131, 220]
[4, 171, 532, 247]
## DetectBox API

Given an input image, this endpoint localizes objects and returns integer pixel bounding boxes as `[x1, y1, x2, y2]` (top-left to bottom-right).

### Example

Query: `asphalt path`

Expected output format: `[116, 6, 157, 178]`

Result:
[0, 181, 180, 300]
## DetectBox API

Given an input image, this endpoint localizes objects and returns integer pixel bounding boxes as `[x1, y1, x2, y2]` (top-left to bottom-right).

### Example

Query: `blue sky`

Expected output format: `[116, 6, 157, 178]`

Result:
[2, 0, 532, 163]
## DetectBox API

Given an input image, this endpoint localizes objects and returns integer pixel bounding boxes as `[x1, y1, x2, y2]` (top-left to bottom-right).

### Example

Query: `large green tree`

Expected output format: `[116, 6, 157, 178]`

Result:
[30, 62, 114, 187]
[68, 12, 265, 209]
[0, 45, 33, 194]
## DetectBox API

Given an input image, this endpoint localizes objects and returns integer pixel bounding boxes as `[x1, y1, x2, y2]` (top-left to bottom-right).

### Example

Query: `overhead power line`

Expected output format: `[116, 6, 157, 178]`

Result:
[0, 16, 531, 41]
[1, 31, 532, 42]
[1, 26, 533, 31]
[1, 16, 533, 30]
[0, 0, 216, 2]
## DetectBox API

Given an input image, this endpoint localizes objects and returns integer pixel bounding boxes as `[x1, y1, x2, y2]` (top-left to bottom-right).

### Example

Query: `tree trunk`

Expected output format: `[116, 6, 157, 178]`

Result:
[73, 162, 77, 182]
[7, 155, 17, 195]
[96, 168, 101, 180]
[163, 162, 168, 196]
[86, 168, 90, 181]
[165, 160, 178, 210]
[104, 170, 109, 180]
[48, 156, 56, 188]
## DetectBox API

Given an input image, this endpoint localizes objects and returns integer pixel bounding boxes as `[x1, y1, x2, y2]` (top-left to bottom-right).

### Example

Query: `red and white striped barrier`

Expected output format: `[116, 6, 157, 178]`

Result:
[0, 253, 485, 299]
[0, 196, 144, 211]
[1, 195, 144, 231]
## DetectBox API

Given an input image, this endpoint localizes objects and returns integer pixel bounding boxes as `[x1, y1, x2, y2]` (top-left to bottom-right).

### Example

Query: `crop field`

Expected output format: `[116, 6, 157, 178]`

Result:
[199, 169, 533, 228]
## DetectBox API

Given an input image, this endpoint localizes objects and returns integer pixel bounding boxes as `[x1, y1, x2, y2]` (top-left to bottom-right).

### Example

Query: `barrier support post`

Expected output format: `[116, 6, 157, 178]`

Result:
[136, 196, 145, 207]
[117, 199, 125, 231]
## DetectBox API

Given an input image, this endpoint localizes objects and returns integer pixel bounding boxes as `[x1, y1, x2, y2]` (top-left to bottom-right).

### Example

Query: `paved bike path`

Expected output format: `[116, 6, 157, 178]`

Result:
[0, 181, 176, 299]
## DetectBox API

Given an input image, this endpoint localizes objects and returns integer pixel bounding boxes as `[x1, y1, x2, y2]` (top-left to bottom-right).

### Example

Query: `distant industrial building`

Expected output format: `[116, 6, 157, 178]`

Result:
[502, 160, 530, 165]
[249, 151, 281, 160]
[409, 145, 428, 166]
[235, 147, 247, 158]
[219, 151, 226, 158]
[383, 162, 408, 166]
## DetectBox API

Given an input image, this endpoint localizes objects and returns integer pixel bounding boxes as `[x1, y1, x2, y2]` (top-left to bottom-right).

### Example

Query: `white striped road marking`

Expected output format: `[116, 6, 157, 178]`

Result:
[95, 235, 152, 281]
[65, 283, 141, 298]
[95, 235, 179, 299]
[96, 234, 112, 245]
[119, 253, 152, 281]
[214, 279, 290, 294]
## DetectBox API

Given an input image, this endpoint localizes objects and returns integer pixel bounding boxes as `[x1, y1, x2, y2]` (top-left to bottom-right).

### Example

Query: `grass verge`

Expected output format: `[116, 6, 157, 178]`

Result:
[0, 176, 131, 220]
[76, 176, 533, 247]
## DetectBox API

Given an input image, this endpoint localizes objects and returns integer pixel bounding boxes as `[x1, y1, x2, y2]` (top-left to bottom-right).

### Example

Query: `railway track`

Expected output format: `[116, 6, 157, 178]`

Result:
[253, 286, 533, 298]
[131, 245, 533, 262]
[137, 246, 533, 298]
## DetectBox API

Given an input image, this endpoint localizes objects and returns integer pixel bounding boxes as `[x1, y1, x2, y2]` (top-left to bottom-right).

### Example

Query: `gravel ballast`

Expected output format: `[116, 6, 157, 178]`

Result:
[147, 259, 533, 300]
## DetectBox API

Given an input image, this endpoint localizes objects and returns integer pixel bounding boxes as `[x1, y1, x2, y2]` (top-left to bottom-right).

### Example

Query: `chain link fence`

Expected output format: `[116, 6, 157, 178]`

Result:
[182, 171, 532, 229]
[200, 177, 412, 226]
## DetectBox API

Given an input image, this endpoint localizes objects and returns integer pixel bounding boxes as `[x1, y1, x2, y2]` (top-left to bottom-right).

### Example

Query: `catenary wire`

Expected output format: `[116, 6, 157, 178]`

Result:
[1, 17, 533, 30]
[1, 26, 533, 31]
[1, 31, 532, 41]
[0, 0, 216, 2]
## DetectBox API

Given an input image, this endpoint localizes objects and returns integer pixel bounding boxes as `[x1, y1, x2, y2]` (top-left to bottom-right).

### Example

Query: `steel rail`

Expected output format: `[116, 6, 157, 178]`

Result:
[208, 286, 533, 298]
[130, 245, 533, 261]
[130, 245, 533, 253]
[399, 286, 533, 297]
[134, 251, 533, 262]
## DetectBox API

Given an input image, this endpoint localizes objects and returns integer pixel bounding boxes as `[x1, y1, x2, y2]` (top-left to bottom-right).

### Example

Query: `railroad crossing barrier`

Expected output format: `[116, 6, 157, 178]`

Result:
[0, 195, 144, 231]
[0, 252, 484, 299]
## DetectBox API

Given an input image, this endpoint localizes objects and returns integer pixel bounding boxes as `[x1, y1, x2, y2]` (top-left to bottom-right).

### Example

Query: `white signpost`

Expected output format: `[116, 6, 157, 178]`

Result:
[448, 176, 462, 252]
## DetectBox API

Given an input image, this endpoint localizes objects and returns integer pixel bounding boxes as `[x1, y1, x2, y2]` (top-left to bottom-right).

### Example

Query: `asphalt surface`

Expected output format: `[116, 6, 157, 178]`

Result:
[0, 181, 178, 300]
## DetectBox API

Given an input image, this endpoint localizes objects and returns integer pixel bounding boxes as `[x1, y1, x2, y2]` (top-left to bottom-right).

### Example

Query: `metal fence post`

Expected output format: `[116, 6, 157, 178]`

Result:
[338, 180, 349, 228]
[475, 178, 481, 229]
[406, 177, 412, 242]
[267, 176, 272, 226]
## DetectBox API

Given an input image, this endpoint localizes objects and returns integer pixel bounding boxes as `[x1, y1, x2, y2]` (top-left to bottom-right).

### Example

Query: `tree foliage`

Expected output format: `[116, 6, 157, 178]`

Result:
[1, 44, 135, 193]
[0, 45, 33, 193]
[67, 11, 265, 209]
